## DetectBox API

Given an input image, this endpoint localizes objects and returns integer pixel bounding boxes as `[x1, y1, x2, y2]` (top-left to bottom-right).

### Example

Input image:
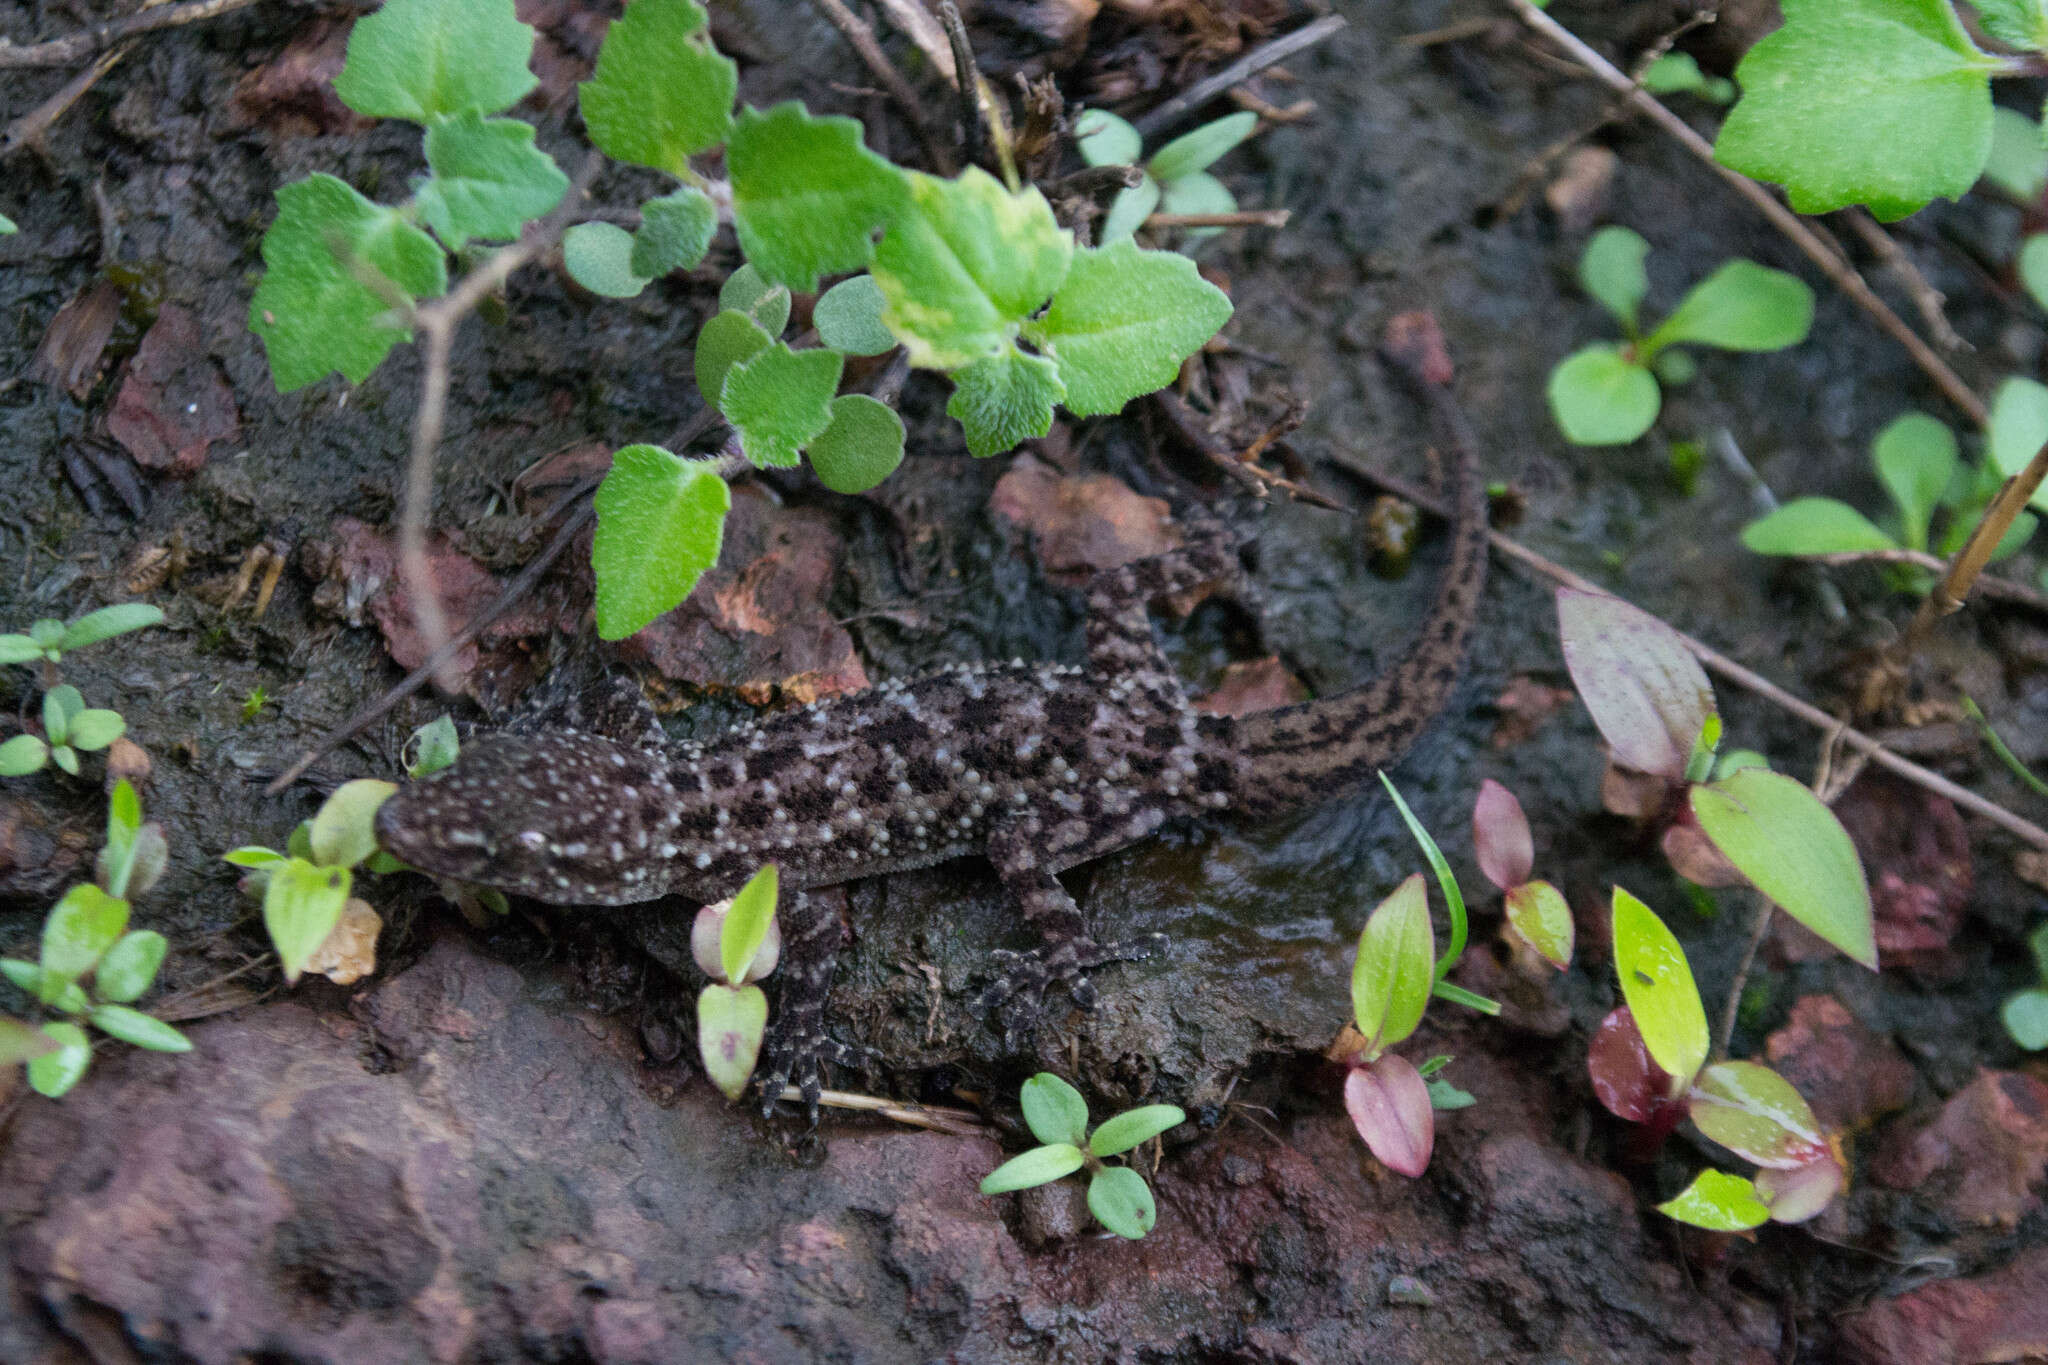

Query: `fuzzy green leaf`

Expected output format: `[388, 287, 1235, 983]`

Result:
[310, 779, 398, 870]
[1966, 0, 2048, 50]
[0, 636, 42, 665]
[980, 1142, 1085, 1194]
[89, 1004, 191, 1053]
[1611, 887, 1707, 1092]
[406, 715, 461, 777]
[250, 174, 449, 392]
[94, 930, 167, 1004]
[1645, 260, 1813, 355]
[27, 1021, 90, 1098]
[1547, 344, 1660, 445]
[1075, 108, 1142, 167]
[1690, 768, 1877, 969]
[720, 343, 843, 469]
[729, 103, 906, 291]
[945, 347, 1064, 457]
[1578, 226, 1650, 333]
[1098, 177, 1162, 247]
[1020, 1073, 1090, 1147]
[41, 883, 129, 999]
[1089, 1103, 1185, 1157]
[0, 735, 48, 776]
[334, 0, 538, 122]
[415, 113, 567, 250]
[58, 603, 163, 652]
[632, 187, 716, 278]
[697, 981, 767, 1100]
[720, 863, 779, 984]
[813, 275, 896, 356]
[64, 710, 124, 752]
[1022, 240, 1231, 416]
[2, 961, 87, 1014]
[694, 309, 773, 405]
[1657, 1169, 1770, 1231]
[563, 222, 649, 299]
[591, 445, 730, 640]
[808, 394, 905, 493]
[1713, 0, 1997, 221]
[1148, 111, 1257, 183]
[263, 858, 351, 984]
[1086, 1165, 1158, 1239]
[1984, 106, 2048, 199]
[578, 0, 735, 176]
[1740, 499, 1897, 555]
[1872, 412, 1958, 550]
[719, 263, 791, 335]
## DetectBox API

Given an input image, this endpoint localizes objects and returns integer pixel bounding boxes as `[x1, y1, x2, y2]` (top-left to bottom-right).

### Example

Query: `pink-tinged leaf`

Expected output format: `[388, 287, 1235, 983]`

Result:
[1344, 1052, 1435, 1177]
[696, 982, 767, 1101]
[1556, 587, 1716, 781]
[1756, 1153, 1845, 1224]
[1504, 879, 1574, 970]
[1588, 1006, 1675, 1123]
[1472, 779, 1534, 890]
[1657, 1169, 1770, 1231]
[1690, 769, 1877, 970]
[1689, 1061, 1828, 1169]
[1660, 818, 1747, 888]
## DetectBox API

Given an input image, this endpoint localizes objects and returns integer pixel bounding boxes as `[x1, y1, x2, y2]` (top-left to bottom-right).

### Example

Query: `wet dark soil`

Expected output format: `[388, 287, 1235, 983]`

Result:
[4, 1, 2048, 1361]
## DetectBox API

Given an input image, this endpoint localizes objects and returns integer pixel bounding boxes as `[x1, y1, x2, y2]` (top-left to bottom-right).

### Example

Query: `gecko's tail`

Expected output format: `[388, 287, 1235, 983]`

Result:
[1229, 312, 1490, 818]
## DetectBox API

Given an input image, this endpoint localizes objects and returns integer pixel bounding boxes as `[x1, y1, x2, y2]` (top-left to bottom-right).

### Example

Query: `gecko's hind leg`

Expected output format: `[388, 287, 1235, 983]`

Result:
[972, 820, 1165, 1049]
[756, 889, 870, 1122]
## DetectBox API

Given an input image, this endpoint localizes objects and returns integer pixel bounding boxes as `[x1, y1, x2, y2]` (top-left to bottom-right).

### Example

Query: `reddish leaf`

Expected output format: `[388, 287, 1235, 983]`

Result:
[988, 456, 1184, 589]
[1344, 1053, 1435, 1177]
[1588, 1006, 1682, 1128]
[107, 307, 240, 474]
[1557, 587, 1715, 781]
[1472, 779, 1533, 890]
[1193, 656, 1309, 717]
[1756, 1153, 1845, 1224]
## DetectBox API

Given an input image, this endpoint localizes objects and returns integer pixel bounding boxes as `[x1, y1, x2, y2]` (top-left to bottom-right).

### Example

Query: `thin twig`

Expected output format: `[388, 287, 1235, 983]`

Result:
[0, 0, 263, 69]
[1335, 458, 2048, 852]
[1803, 547, 2048, 614]
[0, 43, 129, 156]
[806, 0, 954, 174]
[1715, 893, 1775, 1061]
[1505, 0, 1988, 429]
[938, 1, 983, 169]
[1145, 209, 1291, 229]
[870, 0, 958, 87]
[1134, 13, 1348, 138]
[1836, 209, 1970, 354]
[1896, 440, 2048, 654]
[773, 1085, 991, 1135]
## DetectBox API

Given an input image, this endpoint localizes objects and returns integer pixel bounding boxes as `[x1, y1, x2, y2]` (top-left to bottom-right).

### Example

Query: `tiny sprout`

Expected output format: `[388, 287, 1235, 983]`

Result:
[693, 864, 779, 1101]
[0, 685, 128, 778]
[224, 778, 398, 985]
[978, 1073, 1185, 1240]
[0, 604, 165, 679]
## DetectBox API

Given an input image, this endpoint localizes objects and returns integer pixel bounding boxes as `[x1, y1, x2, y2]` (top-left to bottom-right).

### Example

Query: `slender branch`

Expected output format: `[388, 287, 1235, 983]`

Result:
[1836, 209, 1970, 354]
[1134, 13, 1348, 138]
[1336, 459, 2048, 852]
[0, 43, 129, 155]
[870, 0, 958, 87]
[806, 0, 954, 174]
[772, 1085, 990, 1135]
[1505, 0, 1988, 428]
[1715, 894, 1775, 1061]
[1803, 547, 2048, 614]
[0, 0, 264, 69]
[1145, 209, 1291, 229]
[1897, 440, 2048, 653]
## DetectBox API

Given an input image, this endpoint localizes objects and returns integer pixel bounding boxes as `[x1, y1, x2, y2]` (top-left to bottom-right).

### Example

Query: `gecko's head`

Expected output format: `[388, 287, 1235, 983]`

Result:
[374, 731, 687, 905]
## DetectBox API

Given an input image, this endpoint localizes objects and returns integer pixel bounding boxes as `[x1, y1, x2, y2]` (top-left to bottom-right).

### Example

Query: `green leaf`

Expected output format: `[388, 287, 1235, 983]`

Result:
[50, 746, 80, 777]
[578, 0, 735, 177]
[250, 174, 449, 392]
[1086, 1165, 1158, 1239]
[729, 103, 907, 292]
[222, 846, 287, 869]
[1546, 344, 1661, 445]
[2, 961, 88, 1014]
[720, 263, 792, 335]
[0, 635, 41, 665]
[1965, 0, 2048, 50]
[979, 1142, 1085, 1194]
[1644, 260, 1813, 355]
[0, 213, 14, 235]
[632, 187, 717, 279]
[591, 445, 731, 640]
[1504, 880, 1575, 971]
[720, 863, 779, 984]
[64, 711, 124, 752]
[0, 1016, 57, 1066]
[1656, 1169, 1770, 1231]
[808, 394, 905, 493]
[1148, 111, 1257, 183]
[89, 1004, 191, 1053]
[2002, 987, 2048, 1048]
[1074, 108, 1142, 166]
[1872, 411, 1958, 550]
[334, 0, 537, 122]
[1376, 773, 1483, 998]
[1984, 106, 2048, 199]
[563, 222, 649, 299]
[720, 343, 844, 468]
[44, 685, 83, 737]
[1642, 52, 1710, 95]
[2021, 233, 2048, 315]
[1021, 240, 1231, 417]
[1155, 167, 1234, 238]
[945, 347, 1064, 457]
[101, 779, 141, 896]
[1351, 873, 1435, 1055]
[0, 734, 48, 776]
[813, 275, 896, 356]
[694, 309, 773, 405]
[1578, 226, 1650, 334]
[696, 981, 767, 1100]
[1089, 1103, 1185, 1157]
[1739, 499, 1897, 555]
[1020, 1072, 1090, 1147]
[27, 1021, 91, 1098]
[1690, 1060, 1826, 1168]
[94, 930, 167, 1004]
[414, 113, 568, 250]
[1713, 0, 1997, 221]
[1989, 376, 2048, 512]
[58, 603, 163, 652]
[41, 883, 129, 999]
[1690, 768, 1877, 969]
[1098, 177, 1161, 246]
[28, 620, 64, 649]
[1611, 887, 1708, 1091]
[873, 167, 1072, 370]
[263, 858, 352, 984]
[405, 715, 461, 777]
[310, 778, 398, 869]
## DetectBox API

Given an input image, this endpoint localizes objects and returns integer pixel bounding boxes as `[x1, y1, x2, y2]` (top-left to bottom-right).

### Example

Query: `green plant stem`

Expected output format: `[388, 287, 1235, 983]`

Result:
[1963, 697, 2048, 799]
[1715, 894, 1774, 1062]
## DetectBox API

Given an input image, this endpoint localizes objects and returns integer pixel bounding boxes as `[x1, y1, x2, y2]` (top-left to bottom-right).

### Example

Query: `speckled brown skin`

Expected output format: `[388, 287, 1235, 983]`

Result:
[375, 315, 1488, 1109]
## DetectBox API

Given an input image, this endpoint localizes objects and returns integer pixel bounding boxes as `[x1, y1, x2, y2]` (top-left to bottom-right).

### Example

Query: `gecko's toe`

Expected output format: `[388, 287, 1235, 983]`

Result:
[976, 933, 1166, 1049]
[757, 1030, 874, 1122]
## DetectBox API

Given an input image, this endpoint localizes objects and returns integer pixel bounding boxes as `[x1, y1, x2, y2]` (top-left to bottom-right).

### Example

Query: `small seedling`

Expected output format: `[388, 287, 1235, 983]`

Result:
[1641, 53, 1733, 105]
[978, 1072, 1185, 1239]
[1073, 108, 1260, 245]
[0, 604, 163, 683]
[1471, 779, 1574, 971]
[1591, 888, 1844, 1230]
[240, 685, 269, 723]
[1741, 407, 2039, 576]
[225, 775, 405, 984]
[1548, 227, 1813, 445]
[1, 782, 189, 1098]
[690, 862, 781, 1101]
[0, 685, 126, 777]
[1556, 586, 1878, 971]
[2001, 922, 2048, 1051]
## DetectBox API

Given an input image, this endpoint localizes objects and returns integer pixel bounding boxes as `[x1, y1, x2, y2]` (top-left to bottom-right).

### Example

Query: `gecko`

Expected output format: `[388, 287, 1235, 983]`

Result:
[374, 312, 1491, 1109]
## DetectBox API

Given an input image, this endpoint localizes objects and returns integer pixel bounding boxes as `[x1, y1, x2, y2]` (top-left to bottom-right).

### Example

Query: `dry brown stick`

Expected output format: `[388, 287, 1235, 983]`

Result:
[0, 0, 262, 68]
[1836, 209, 1970, 353]
[1506, 0, 1989, 429]
[871, 0, 957, 86]
[1804, 547, 2048, 614]
[1338, 458, 2048, 852]
[0, 43, 129, 156]
[806, 0, 954, 174]
[1133, 13, 1348, 138]
[1897, 441, 2048, 655]
[1145, 209, 1291, 230]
